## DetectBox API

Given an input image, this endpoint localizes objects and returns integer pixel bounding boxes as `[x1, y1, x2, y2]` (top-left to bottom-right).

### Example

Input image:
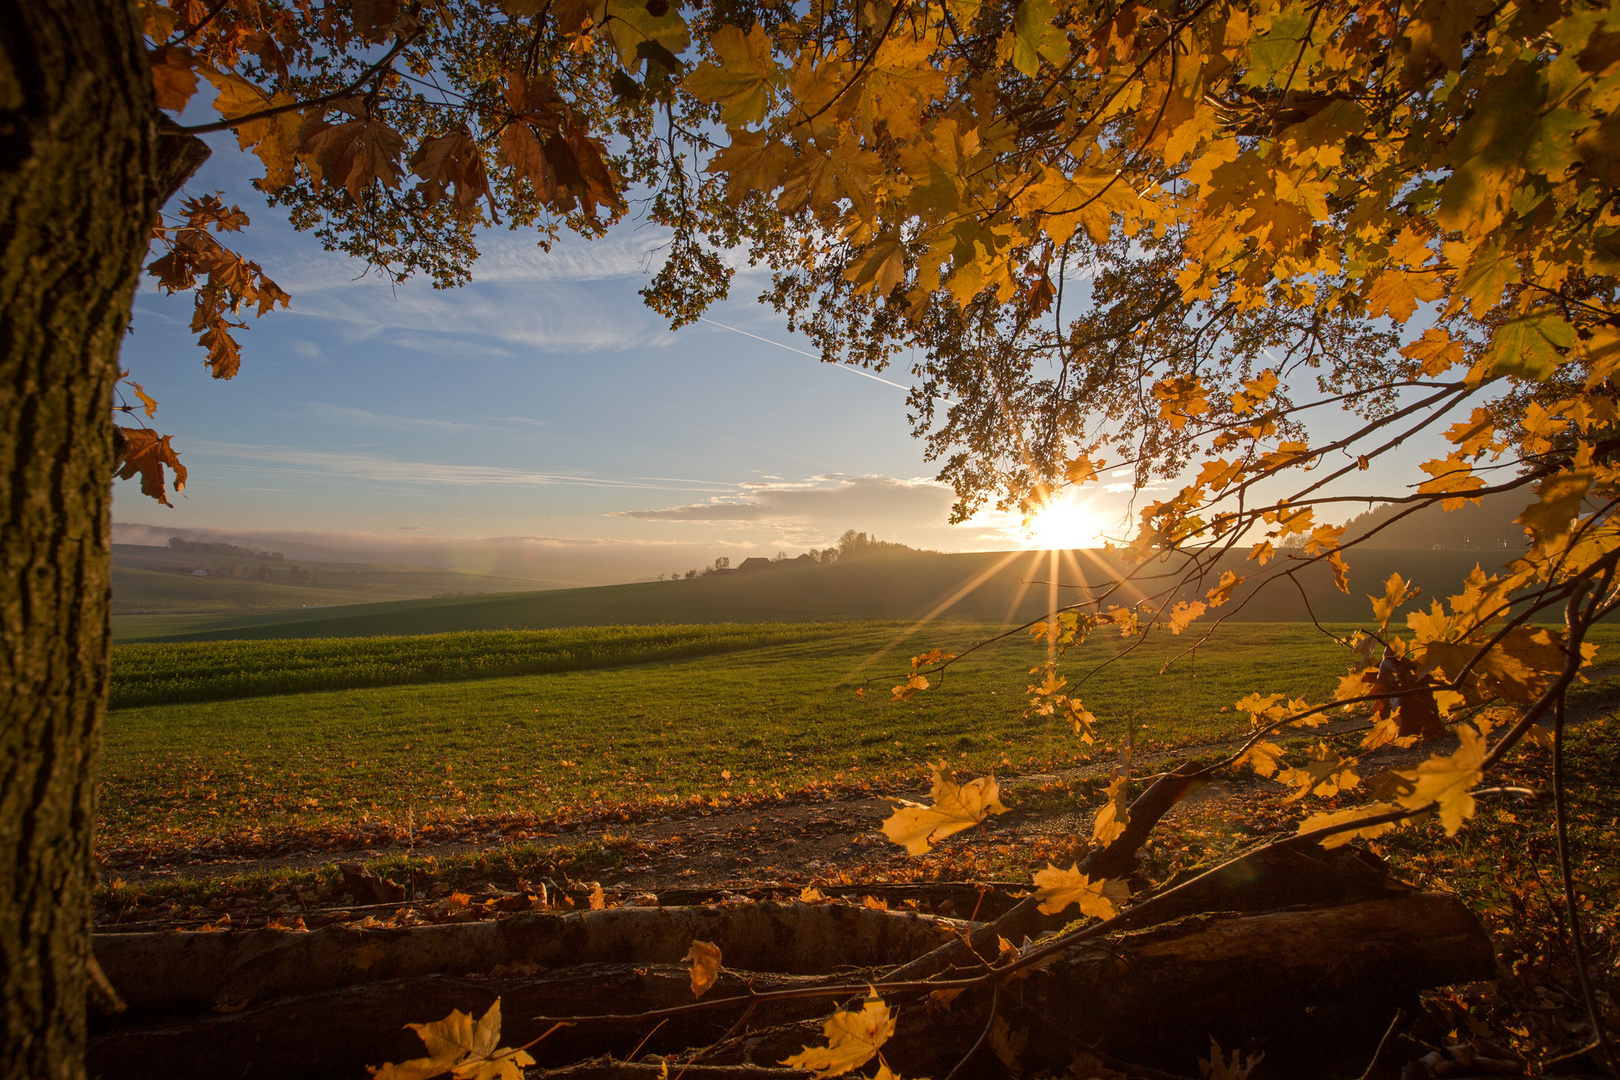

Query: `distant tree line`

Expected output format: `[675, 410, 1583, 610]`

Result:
[180, 562, 319, 583]
[168, 536, 285, 560]
[1326, 492, 1531, 552]
[659, 530, 935, 581]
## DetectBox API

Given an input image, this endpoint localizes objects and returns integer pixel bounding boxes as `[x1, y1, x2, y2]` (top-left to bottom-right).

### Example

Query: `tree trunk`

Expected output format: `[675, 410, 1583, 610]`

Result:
[0, 5, 197, 1078]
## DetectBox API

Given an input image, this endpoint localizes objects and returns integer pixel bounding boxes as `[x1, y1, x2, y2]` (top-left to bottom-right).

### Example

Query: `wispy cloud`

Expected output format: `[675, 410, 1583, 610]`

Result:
[618, 475, 957, 526]
[386, 335, 514, 361]
[184, 440, 733, 492]
[471, 233, 672, 283]
[302, 403, 466, 432]
[262, 231, 676, 294]
[285, 281, 675, 354]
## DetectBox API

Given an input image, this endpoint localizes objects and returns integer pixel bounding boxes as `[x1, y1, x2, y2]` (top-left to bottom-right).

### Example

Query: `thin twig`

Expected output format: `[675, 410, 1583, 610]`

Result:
[940, 984, 998, 1080]
[179, 30, 424, 134]
[1553, 661, 1620, 1075]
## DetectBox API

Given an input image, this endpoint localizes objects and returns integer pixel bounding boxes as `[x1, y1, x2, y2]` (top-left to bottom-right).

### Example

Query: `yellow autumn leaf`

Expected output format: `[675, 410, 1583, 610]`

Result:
[1236, 739, 1285, 778]
[1296, 802, 1401, 848]
[1167, 600, 1206, 634]
[1418, 451, 1486, 510]
[880, 764, 1008, 854]
[1397, 724, 1485, 835]
[1275, 740, 1360, 802]
[1062, 696, 1098, 742]
[369, 999, 535, 1080]
[1517, 470, 1593, 543]
[684, 23, 779, 125]
[1201, 1037, 1263, 1080]
[1031, 863, 1128, 918]
[1206, 570, 1243, 607]
[1151, 374, 1209, 430]
[891, 672, 929, 701]
[683, 939, 722, 998]
[846, 236, 906, 296]
[1370, 572, 1417, 631]
[781, 995, 895, 1077]
[1064, 453, 1104, 485]
[1091, 773, 1129, 846]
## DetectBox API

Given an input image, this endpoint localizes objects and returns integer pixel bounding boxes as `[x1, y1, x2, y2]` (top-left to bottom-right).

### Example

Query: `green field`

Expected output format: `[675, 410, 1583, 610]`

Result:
[110, 623, 852, 708]
[102, 620, 1477, 848]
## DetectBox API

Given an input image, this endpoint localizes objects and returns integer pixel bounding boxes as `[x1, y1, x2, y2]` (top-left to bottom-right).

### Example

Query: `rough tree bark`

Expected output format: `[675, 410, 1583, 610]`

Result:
[84, 893, 1494, 1080]
[0, 4, 202, 1078]
[93, 902, 963, 1013]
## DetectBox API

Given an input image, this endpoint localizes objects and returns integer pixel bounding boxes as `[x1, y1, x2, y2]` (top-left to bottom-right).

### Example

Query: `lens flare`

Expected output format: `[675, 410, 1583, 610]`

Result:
[1024, 495, 1102, 549]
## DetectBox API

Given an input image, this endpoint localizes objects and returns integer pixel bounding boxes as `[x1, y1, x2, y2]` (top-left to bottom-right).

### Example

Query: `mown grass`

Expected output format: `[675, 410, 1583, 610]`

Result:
[110, 623, 859, 708]
[103, 620, 1424, 847]
[102, 620, 1620, 849]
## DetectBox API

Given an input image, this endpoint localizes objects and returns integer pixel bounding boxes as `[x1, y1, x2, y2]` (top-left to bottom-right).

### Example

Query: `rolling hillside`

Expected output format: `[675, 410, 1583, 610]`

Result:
[118, 545, 1533, 642]
[111, 543, 562, 625]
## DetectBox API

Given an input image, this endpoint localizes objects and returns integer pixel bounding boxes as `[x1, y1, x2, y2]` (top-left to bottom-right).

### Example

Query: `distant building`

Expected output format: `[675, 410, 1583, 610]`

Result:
[191, 568, 208, 577]
[737, 557, 774, 572]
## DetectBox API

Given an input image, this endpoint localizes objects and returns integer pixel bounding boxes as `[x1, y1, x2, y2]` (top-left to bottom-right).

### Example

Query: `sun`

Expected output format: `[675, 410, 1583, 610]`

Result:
[1024, 494, 1103, 549]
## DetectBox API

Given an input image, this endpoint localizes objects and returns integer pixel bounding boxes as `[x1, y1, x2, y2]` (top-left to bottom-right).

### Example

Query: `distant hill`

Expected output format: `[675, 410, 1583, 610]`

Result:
[118, 545, 1541, 642]
[110, 543, 564, 622]
[1338, 490, 1531, 550]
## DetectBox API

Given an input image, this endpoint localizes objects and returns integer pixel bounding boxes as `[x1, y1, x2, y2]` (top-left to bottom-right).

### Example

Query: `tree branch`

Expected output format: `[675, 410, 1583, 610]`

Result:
[177, 30, 423, 135]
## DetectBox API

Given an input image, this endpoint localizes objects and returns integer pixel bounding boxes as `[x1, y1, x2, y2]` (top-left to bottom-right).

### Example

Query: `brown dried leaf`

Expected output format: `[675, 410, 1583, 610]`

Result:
[683, 939, 722, 998]
[149, 46, 199, 112]
[410, 125, 494, 214]
[114, 427, 187, 507]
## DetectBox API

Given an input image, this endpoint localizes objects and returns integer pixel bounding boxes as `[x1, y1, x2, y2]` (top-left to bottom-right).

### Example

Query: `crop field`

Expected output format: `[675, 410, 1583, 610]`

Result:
[110, 622, 857, 708]
[105, 620, 1616, 850]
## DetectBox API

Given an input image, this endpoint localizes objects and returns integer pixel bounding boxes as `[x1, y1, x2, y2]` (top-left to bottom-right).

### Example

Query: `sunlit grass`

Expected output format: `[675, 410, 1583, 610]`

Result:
[97, 620, 1455, 848]
[111, 622, 858, 707]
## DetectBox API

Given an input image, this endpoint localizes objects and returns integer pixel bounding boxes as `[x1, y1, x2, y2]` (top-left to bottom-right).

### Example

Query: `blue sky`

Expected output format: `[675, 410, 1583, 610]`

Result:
[116, 128, 1453, 585]
[115, 129, 1074, 582]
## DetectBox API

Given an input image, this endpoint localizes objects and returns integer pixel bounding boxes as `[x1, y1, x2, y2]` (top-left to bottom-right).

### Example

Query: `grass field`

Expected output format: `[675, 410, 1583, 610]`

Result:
[103, 620, 1557, 849]
[110, 623, 853, 708]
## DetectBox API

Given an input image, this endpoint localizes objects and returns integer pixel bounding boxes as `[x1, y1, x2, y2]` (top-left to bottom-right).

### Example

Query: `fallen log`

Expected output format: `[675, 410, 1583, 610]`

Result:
[87, 893, 1492, 1080]
[719, 893, 1495, 1080]
[87, 963, 843, 1080]
[884, 838, 1402, 984]
[93, 901, 964, 1015]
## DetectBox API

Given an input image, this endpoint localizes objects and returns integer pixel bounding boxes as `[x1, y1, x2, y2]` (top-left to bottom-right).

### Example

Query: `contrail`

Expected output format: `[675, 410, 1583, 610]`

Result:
[698, 317, 913, 393]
